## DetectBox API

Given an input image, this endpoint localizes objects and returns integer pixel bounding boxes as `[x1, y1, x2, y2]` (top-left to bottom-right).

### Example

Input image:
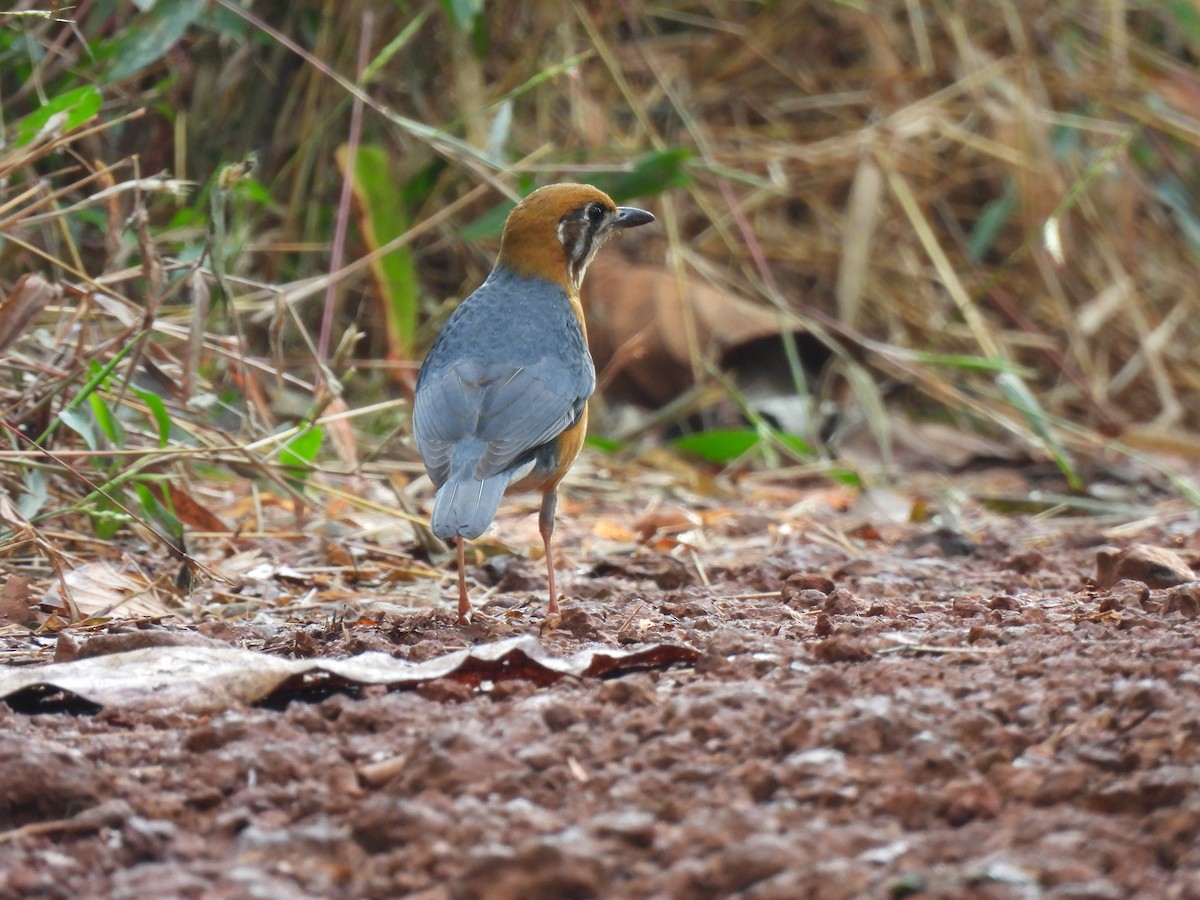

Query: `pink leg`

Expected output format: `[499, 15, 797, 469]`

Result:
[455, 537, 472, 623]
[539, 490, 560, 615]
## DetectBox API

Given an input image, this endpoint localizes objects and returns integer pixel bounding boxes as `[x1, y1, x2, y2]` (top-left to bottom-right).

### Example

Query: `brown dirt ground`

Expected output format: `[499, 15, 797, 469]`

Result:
[1, 466, 1200, 900]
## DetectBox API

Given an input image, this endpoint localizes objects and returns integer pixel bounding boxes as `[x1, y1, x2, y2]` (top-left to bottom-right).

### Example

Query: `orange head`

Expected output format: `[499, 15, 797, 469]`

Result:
[496, 183, 654, 293]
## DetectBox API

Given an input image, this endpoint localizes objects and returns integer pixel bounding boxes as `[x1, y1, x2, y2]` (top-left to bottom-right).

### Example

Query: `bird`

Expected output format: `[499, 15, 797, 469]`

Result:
[413, 183, 655, 623]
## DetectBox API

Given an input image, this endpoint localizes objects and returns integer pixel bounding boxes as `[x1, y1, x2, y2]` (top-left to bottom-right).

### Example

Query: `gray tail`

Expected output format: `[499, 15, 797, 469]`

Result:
[430, 473, 509, 541]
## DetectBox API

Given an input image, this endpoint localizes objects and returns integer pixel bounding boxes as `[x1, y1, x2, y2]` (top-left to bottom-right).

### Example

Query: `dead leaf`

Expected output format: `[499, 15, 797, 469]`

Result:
[0, 577, 37, 629]
[840, 415, 1027, 472]
[1147, 65, 1200, 122]
[0, 273, 59, 354]
[781, 573, 835, 598]
[144, 483, 229, 533]
[1095, 544, 1195, 590]
[592, 518, 637, 543]
[0, 636, 700, 713]
[213, 548, 269, 580]
[66, 630, 229, 660]
[582, 256, 828, 409]
[53, 631, 81, 662]
[323, 539, 355, 567]
[633, 507, 702, 543]
[1097, 579, 1150, 612]
[1163, 584, 1200, 619]
[42, 562, 173, 621]
[0, 494, 31, 531]
[590, 553, 693, 589]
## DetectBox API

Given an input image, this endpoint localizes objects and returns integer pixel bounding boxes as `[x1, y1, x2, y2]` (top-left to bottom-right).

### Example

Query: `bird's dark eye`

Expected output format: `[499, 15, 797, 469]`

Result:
[586, 202, 606, 226]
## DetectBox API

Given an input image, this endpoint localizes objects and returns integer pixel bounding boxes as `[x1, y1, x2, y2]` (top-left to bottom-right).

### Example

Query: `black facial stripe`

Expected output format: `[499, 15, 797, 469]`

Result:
[559, 204, 613, 288]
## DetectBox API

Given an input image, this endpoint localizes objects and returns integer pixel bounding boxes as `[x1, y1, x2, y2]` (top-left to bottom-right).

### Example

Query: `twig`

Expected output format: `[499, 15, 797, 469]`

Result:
[0, 420, 228, 584]
[616, 602, 646, 633]
[876, 643, 1002, 657]
[317, 7, 373, 381]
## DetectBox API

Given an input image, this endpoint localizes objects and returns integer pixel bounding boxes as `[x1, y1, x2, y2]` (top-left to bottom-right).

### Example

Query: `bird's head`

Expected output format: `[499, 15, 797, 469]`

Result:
[497, 183, 654, 293]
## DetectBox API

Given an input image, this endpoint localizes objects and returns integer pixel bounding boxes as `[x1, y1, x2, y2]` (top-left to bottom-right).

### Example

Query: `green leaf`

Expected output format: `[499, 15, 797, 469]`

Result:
[827, 466, 863, 488]
[471, 7, 490, 57]
[16, 85, 102, 147]
[280, 425, 323, 471]
[107, 0, 208, 81]
[17, 468, 49, 521]
[457, 151, 686, 243]
[441, 0, 484, 31]
[226, 176, 273, 207]
[401, 159, 447, 209]
[133, 387, 172, 448]
[1168, 0, 1200, 48]
[459, 199, 516, 242]
[774, 431, 815, 458]
[38, 337, 141, 445]
[91, 497, 128, 541]
[458, 173, 535, 242]
[87, 392, 125, 448]
[585, 435, 624, 454]
[339, 144, 419, 357]
[133, 483, 184, 542]
[673, 429, 761, 464]
[58, 407, 98, 451]
[590, 148, 693, 202]
[167, 206, 207, 230]
[996, 371, 1082, 490]
[968, 181, 1017, 263]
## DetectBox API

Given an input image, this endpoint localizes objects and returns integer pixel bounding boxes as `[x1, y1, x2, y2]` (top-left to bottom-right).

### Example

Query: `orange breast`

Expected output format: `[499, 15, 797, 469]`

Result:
[508, 404, 589, 495]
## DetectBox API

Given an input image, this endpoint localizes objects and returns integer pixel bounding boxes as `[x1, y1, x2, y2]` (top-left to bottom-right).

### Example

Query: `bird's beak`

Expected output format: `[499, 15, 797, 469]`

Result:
[610, 206, 655, 229]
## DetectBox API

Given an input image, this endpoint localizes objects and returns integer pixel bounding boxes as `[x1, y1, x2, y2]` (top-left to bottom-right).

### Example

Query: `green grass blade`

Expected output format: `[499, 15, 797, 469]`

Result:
[16, 85, 102, 147]
[341, 144, 420, 358]
[87, 392, 125, 449]
[133, 483, 184, 543]
[674, 429, 761, 464]
[107, 0, 208, 81]
[877, 344, 1035, 376]
[38, 338, 141, 445]
[133, 387, 172, 449]
[362, 9, 433, 84]
[968, 180, 1017, 263]
[996, 371, 1082, 490]
[590, 148, 693, 201]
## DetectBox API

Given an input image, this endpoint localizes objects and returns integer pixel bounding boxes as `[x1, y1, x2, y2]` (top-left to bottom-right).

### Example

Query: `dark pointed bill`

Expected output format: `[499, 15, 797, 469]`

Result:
[610, 207, 655, 229]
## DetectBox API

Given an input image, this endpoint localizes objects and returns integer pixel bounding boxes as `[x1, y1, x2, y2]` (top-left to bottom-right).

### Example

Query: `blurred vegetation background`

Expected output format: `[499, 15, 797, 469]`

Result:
[2, 0, 1200, 575]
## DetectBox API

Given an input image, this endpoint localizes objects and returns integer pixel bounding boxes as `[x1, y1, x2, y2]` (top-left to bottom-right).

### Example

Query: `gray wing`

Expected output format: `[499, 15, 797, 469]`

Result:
[413, 356, 591, 487]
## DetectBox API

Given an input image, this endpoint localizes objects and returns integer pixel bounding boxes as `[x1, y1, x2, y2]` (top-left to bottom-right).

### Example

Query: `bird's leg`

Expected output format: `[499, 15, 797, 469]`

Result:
[455, 537, 472, 623]
[539, 489, 560, 615]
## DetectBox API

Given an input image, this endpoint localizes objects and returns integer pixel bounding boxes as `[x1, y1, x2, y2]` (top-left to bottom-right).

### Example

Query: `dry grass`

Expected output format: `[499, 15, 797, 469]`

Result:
[9, 3, 1200, 425]
[1, 0, 1199, 621]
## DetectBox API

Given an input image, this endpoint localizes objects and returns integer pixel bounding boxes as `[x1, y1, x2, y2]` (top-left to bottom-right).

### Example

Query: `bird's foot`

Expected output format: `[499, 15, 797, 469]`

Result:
[456, 593, 473, 624]
[539, 610, 562, 635]
[539, 591, 563, 632]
